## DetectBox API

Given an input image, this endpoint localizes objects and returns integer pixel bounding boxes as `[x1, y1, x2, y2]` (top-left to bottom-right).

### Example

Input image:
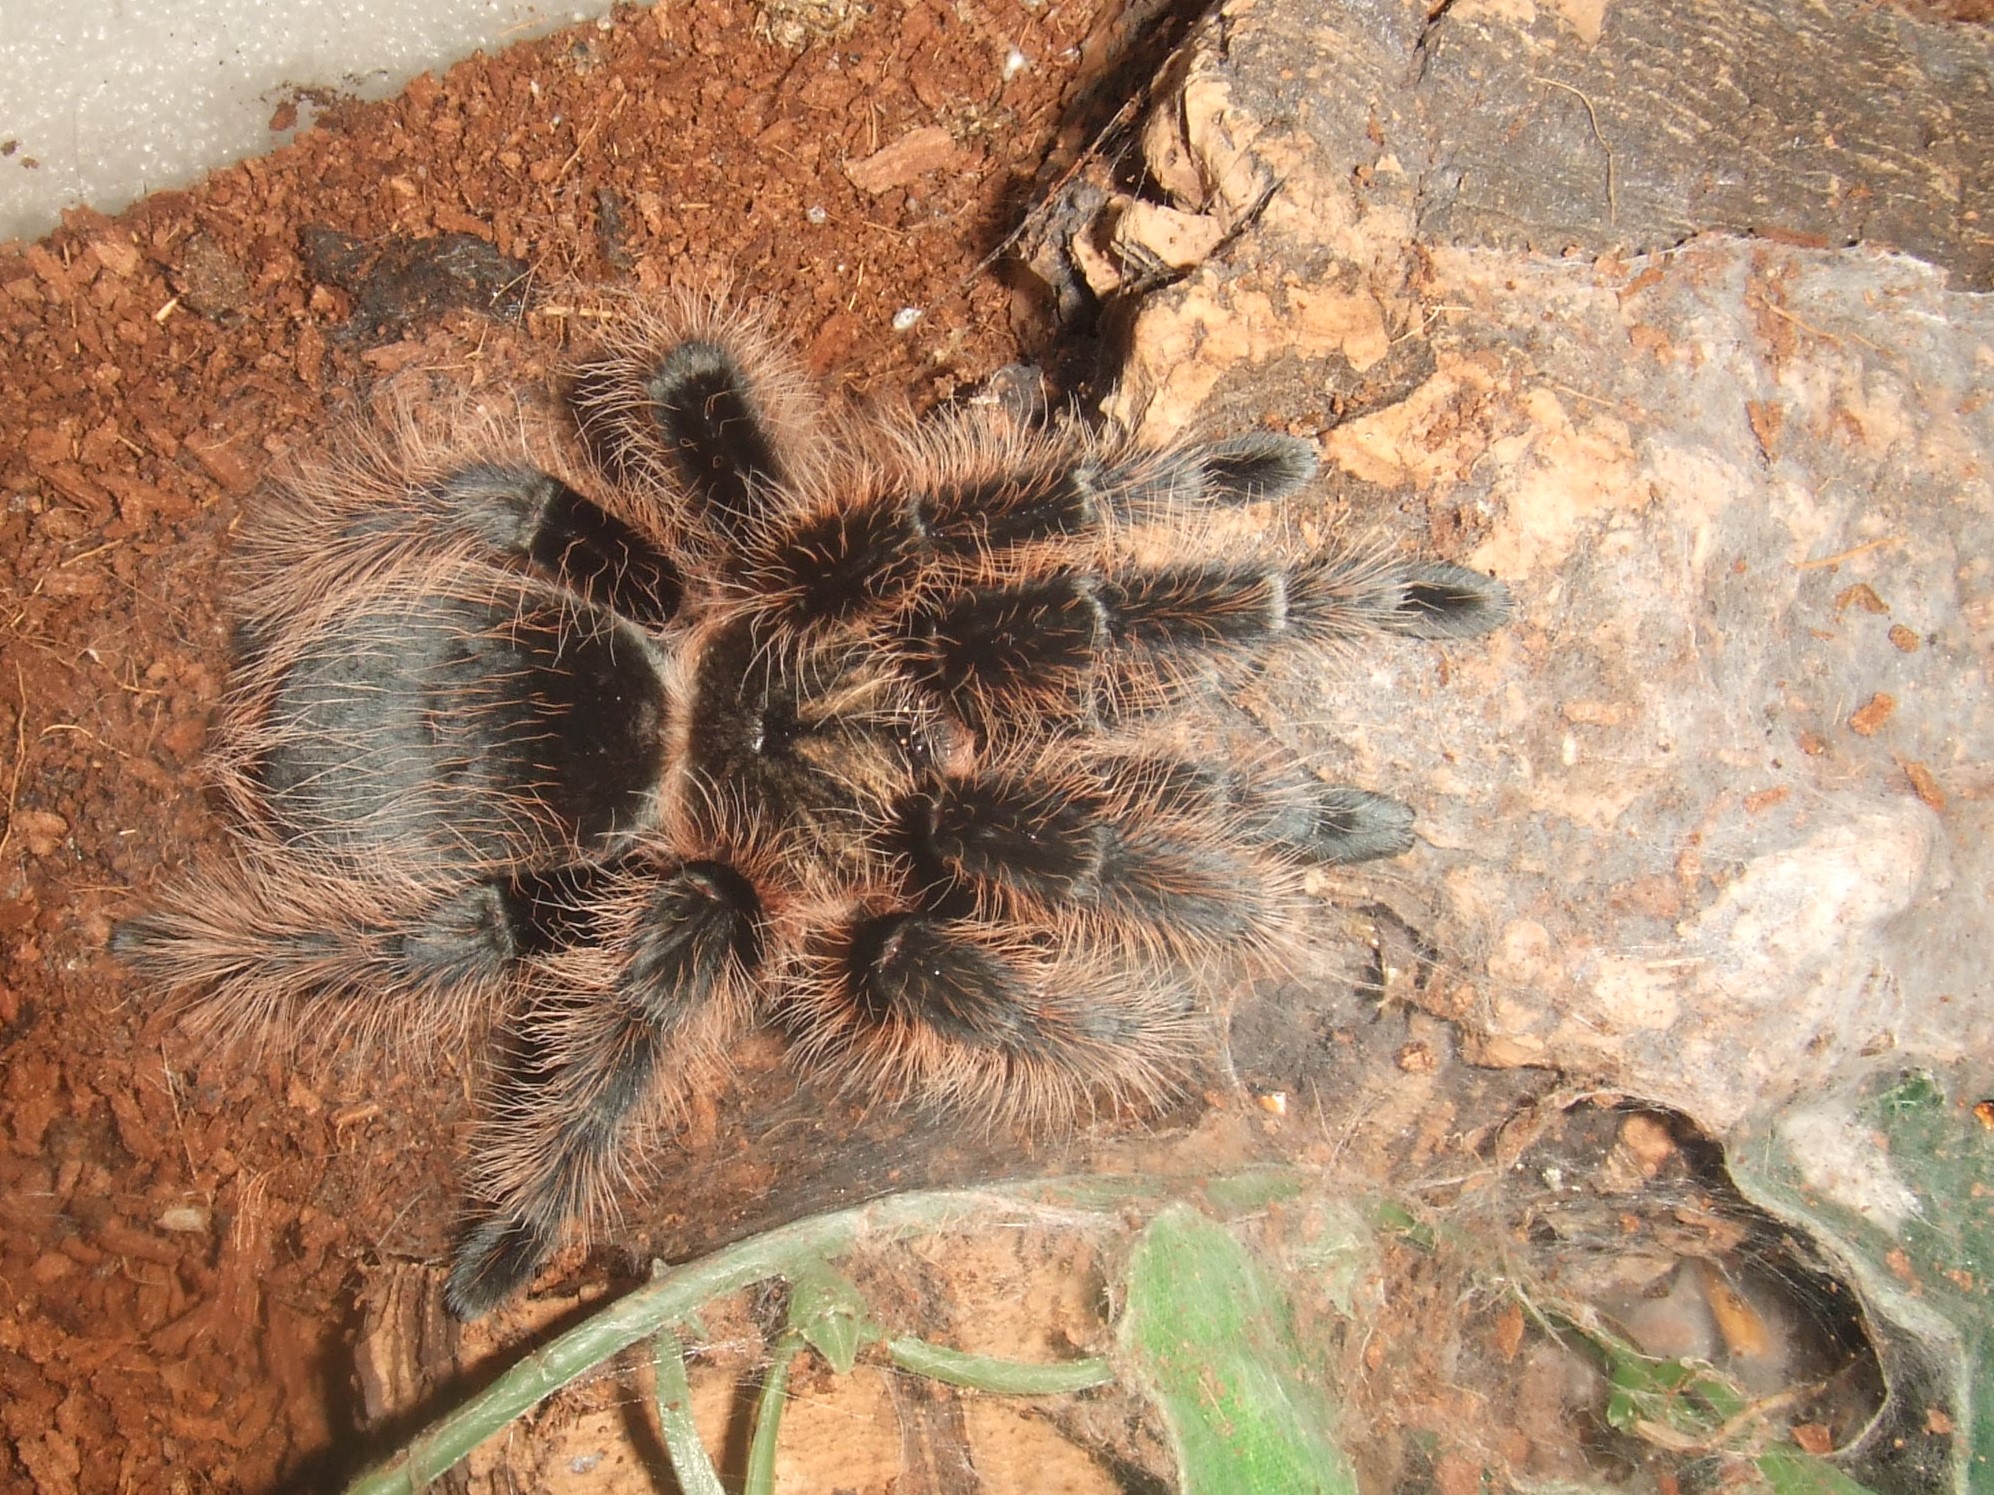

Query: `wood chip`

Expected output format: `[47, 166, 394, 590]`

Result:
[1848, 692, 1896, 736]
[1898, 758, 1945, 809]
[186, 434, 257, 495]
[843, 126, 959, 194]
[1835, 581, 1888, 614]
[91, 236, 143, 278]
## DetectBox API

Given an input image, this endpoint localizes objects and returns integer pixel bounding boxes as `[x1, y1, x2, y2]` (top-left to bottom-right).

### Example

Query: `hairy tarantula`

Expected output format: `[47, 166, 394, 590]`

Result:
[116, 303, 1508, 1319]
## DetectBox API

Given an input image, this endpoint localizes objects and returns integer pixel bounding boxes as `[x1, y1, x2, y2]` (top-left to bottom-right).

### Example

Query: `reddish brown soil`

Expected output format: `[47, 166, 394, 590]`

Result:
[0, 2, 1149, 1486]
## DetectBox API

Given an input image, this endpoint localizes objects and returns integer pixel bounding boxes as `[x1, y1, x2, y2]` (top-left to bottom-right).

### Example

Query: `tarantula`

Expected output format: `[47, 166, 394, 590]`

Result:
[116, 302, 1507, 1318]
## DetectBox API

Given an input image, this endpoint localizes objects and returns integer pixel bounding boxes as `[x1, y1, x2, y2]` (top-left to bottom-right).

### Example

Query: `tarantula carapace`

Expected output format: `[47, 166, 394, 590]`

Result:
[116, 303, 1508, 1318]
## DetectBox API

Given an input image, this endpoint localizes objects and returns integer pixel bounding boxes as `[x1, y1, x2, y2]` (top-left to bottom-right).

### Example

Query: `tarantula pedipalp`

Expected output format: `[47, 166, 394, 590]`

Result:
[116, 303, 1508, 1319]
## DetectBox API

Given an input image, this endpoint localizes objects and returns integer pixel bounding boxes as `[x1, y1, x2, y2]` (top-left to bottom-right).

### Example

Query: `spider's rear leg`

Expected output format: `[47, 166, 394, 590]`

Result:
[424, 466, 683, 627]
[898, 770, 1277, 949]
[115, 856, 741, 1319]
[787, 909, 1197, 1121]
[445, 858, 761, 1320]
[1081, 753, 1419, 869]
[247, 464, 684, 634]
[111, 860, 531, 1054]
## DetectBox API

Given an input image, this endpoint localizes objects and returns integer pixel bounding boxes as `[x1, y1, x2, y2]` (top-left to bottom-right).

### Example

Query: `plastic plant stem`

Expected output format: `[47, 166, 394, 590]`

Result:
[744, 1328, 805, 1495]
[652, 1327, 724, 1495]
[886, 1336, 1114, 1394]
[341, 1176, 1225, 1495]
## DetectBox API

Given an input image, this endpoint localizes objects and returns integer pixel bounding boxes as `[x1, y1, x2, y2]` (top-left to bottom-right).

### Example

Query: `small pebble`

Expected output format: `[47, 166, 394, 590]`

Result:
[157, 1205, 210, 1234]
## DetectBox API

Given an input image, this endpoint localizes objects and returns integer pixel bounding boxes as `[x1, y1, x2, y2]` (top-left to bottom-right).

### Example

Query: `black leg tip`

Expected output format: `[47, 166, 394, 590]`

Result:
[444, 1212, 557, 1321]
[1202, 433, 1320, 503]
[1300, 788, 1417, 865]
[1393, 563, 1511, 639]
[108, 918, 151, 959]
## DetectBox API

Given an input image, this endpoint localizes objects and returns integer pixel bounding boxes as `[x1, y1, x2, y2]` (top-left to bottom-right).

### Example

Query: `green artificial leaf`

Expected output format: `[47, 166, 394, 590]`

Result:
[1119, 1204, 1358, 1495]
[651, 1327, 725, 1495]
[786, 1261, 876, 1374]
[1371, 1199, 1436, 1253]
[1756, 1445, 1888, 1495]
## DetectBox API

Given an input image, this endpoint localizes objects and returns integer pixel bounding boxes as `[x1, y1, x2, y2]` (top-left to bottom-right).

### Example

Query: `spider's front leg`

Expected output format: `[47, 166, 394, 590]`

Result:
[905, 548, 1509, 727]
[1080, 750, 1423, 869]
[896, 742, 1424, 954]
[445, 857, 762, 1320]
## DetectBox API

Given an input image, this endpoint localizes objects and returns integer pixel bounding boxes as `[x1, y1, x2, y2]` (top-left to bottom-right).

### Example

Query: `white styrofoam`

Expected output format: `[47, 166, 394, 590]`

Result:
[0, 0, 613, 245]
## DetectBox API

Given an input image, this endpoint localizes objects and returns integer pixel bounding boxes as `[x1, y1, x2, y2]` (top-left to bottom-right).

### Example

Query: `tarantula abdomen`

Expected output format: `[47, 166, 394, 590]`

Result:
[116, 302, 1508, 1318]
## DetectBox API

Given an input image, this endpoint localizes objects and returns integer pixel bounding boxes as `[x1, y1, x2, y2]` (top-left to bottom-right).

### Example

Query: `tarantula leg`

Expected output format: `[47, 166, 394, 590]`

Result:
[1266, 555, 1507, 640]
[907, 434, 1320, 551]
[911, 467, 1099, 553]
[1099, 433, 1321, 520]
[445, 859, 760, 1320]
[793, 910, 1196, 1117]
[732, 433, 1329, 639]
[1196, 433, 1321, 503]
[904, 433, 1311, 553]
[727, 434, 1328, 642]
[109, 868, 513, 1054]
[392, 880, 533, 982]
[741, 468, 1110, 636]
[909, 553, 1509, 719]
[904, 574, 1105, 711]
[743, 492, 924, 625]
[1259, 785, 1416, 863]
[905, 775, 1263, 943]
[423, 466, 682, 626]
[736, 468, 1110, 636]
[1390, 561, 1511, 638]
[901, 569, 1250, 722]
[444, 1215, 554, 1324]
[1086, 755, 1417, 867]
[398, 861, 644, 975]
[1111, 557, 1512, 647]
[840, 912, 1047, 1052]
[572, 336, 787, 536]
